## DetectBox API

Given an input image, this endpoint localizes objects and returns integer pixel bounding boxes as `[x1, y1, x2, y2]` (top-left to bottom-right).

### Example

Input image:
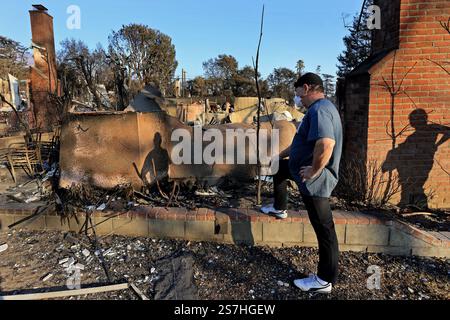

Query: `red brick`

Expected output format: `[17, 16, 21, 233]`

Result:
[411, 229, 440, 245]
[144, 207, 160, 219]
[344, 211, 370, 225]
[246, 209, 260, 222]
[393, 220, 419, 235]
[235, 209, 250, 222]
[287, 210, 307, 223]
[195, 214, 207, 221]
[185, 208, 198, 221]
[266, 216, 281, 223]
[429, 232, 449, 247]
[368, 215, 386, 225]
[214, 208, 237, 221]
[257, 215, 272, 222]
[156, 208, 169, 219]
[204, 208, 215, 221]
[165, 212, 176, 220]
[168, 207, 187, 220]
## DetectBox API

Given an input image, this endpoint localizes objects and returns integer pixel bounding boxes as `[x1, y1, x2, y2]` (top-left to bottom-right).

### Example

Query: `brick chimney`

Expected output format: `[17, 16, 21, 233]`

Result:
[29, 4, 59, 130]
[372, 0, 401, 55]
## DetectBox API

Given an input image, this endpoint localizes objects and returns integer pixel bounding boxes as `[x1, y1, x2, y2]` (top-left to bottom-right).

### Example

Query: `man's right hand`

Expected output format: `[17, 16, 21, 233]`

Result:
[278, 146, 291, 160]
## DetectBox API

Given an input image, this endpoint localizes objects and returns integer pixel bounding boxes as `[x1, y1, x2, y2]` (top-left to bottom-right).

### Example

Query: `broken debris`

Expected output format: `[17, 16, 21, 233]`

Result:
[0, 243, 8, 253]
[41, 273, 53, 282]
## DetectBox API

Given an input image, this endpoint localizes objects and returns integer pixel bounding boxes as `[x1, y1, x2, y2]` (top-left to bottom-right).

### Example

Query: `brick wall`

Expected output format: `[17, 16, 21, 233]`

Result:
[367, 0, 450, 208]
[0, 110, 35, 136]
[341, 74, 370, 160]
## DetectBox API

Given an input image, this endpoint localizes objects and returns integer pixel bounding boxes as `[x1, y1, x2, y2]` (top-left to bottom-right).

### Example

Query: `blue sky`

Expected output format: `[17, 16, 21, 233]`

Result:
[1, 0, 363, 80]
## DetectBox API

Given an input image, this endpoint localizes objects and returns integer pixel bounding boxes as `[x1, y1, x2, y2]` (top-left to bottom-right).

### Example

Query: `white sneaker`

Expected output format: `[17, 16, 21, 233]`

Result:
[293, 274, 332, 293]
[260, 204, 288, 219]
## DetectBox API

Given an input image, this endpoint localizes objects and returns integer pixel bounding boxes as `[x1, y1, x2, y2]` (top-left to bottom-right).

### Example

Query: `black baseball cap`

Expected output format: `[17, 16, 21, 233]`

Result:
[294, 72, 323, 88]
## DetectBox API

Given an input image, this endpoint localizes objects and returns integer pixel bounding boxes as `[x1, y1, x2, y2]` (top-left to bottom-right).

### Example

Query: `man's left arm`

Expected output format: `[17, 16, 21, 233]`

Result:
[434, 124, 450, 147]
[300, 138, 335, 182]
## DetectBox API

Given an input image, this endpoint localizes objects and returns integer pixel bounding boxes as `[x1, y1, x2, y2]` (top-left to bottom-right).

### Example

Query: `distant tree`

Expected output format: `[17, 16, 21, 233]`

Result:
[105, 52, 129, 110]
[315, 65, 322, 77]
[57, 58, 80, 96]
[296, 59, 305, 77]
[322, 73, 336, 100]
[204, 78, 220, 96]
[203, 54, 238, 81]
[267, 67, 297, 102]
[259, 79, 270, 98]
[233, 65, 258, 96]
[202, 54, 239, 95]
[0, 36, 29, 80]
[336, 0, 373, 77]
[108, 24, 178, 97]
[186, 76, 207, 97]
[95, 57, 115, 91]
[58, 39, 108, 109]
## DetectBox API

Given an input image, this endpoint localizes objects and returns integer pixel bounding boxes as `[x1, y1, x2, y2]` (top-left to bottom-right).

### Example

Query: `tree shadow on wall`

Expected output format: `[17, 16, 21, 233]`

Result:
[382, 109, 450, 208]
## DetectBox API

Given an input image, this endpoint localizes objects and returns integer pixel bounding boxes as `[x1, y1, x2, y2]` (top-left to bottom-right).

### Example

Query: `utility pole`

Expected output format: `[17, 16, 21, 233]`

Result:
[181, 69, 187, 98]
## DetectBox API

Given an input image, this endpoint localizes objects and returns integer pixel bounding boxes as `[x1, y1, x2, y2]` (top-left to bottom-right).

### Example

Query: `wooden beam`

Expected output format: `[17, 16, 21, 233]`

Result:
[0, 283, 129, 300]
[129, 283, 149, 300]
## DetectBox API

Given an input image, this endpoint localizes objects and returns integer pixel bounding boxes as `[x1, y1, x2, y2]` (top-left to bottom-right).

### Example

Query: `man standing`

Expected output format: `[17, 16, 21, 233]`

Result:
[289, 73, 342, 293]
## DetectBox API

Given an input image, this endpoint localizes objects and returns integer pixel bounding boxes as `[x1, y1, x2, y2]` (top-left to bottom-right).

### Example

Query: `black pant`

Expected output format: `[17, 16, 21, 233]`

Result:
[273, 159, 291, 210]
[302, 195, 339, 284]
[273, 160, 339, 284]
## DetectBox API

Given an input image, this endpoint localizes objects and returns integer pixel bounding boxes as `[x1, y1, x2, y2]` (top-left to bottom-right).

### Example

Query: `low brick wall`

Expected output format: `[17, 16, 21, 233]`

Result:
[0, 204, 449, 258]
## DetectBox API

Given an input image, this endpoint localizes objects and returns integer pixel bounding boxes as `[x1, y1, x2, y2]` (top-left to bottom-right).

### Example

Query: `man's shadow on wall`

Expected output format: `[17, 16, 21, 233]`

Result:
[382, 109, 449, 208]
[138, 132, 170, 187]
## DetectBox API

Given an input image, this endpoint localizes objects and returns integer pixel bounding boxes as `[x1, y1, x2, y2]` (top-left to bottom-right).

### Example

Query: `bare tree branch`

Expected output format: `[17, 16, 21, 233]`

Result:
[385, 120, 394, 139]
[401, 89, 420, 110]
[395, 123, 413, 138]
[380, 50, 419, 149]
[391, 51, 396, 90]
[434, 158, 450, 176]
[381, 76, 393, 94]
[253, 5, 265, 205]
[355, 0, 368, 33]
[426, 58, 450, 76]
[395, 61, 417, 94]
[439, 17, 450, 34]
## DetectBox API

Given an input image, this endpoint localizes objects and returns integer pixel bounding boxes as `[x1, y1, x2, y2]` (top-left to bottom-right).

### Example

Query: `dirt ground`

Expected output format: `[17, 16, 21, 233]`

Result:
[0, 230, 448, 300]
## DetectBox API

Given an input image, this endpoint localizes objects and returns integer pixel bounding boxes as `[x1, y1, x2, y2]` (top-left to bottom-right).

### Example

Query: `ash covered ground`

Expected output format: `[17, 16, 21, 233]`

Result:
[0, 230, 448, 300]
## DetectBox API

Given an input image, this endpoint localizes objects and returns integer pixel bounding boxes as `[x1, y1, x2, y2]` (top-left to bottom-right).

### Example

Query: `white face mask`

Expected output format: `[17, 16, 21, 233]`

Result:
[294, 95, 302, 107]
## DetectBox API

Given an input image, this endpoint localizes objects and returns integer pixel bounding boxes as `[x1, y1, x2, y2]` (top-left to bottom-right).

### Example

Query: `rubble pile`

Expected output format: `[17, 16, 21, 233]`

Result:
[55, 183, 134, 219]
[55, 177, 301, 218]
[1, 163, 58, 204]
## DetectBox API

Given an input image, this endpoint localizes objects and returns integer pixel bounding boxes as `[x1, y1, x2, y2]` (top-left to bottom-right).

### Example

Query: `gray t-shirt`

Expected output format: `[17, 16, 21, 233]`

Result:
[288, 98, 342, 197]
